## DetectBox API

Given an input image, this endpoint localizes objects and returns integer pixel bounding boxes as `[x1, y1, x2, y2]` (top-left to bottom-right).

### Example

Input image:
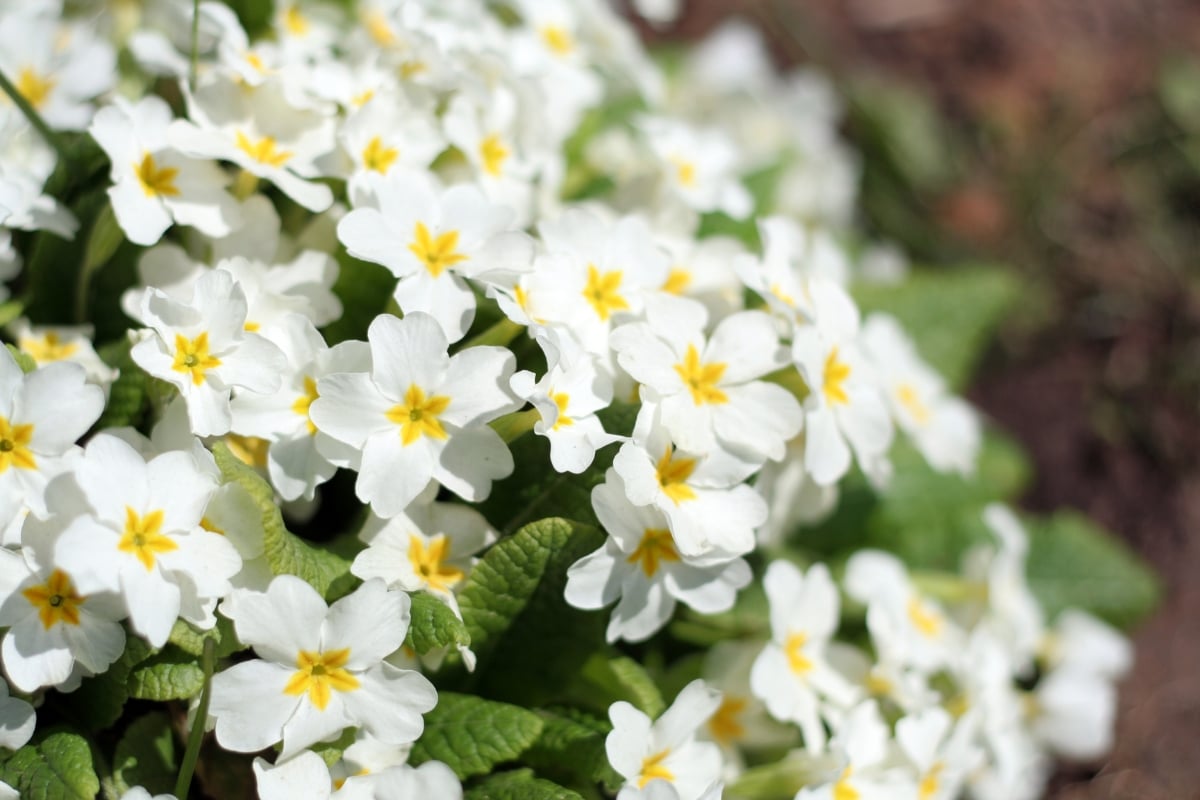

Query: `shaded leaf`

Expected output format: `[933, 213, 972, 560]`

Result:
[112, 712, 177, 796]
[409, 693, 544, 780]
[0, 731, 100, 800]
[465, 769, 584, 800]
[127, 647, 205, 701]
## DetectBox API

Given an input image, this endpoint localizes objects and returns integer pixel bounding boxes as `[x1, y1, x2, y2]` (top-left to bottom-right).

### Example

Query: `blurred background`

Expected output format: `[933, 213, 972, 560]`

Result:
[649, 1, 1200, 797]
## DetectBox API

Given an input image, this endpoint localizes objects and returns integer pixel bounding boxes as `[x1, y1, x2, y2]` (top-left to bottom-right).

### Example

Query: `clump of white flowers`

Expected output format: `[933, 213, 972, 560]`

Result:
[0, 1, 1144, 799]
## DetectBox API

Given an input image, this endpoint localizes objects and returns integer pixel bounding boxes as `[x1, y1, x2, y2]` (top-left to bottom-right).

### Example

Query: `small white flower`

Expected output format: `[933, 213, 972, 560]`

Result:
[10, 319, 118, 389]
[638, 117, 751, 220]
[0, 676, 34, 749]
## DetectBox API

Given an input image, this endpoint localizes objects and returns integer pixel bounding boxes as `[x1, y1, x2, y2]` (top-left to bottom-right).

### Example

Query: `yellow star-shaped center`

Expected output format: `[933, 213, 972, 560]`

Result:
[291, 376, 320, 435]
[22, 569, 85, 630]
[479, 133, 510, 177]
[118, 507, 178, 571]
[408, 221, 469, 278]
[133, 152, 181, 198]
[822, 346, 851, 406]
[626, 527, 680, 577]
[362, 136, 399, 174]
[0, 415, 36, 473]
[386, 385, 451, 445]
[654, 445, 697, 504]
[235, 131, 293, 167]
[638, 749, 674, 788]
[582, 265, 629, 322]
[172, 332, 221, 386]
[673, 344, 728, 405]
[283, 648, 360, 710]
[407, 533, 465, 593]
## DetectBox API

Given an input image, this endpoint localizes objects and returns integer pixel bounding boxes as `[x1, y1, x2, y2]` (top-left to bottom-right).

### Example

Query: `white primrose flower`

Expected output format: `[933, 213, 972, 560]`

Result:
[750, 561, 858, 753]
[611, 303, 801, 464]
[895, 707, 983, 800]
[338, 91, 446, 180]
[0, 110, 76, 240]
[698, 641, 798, 771]
[351, 481, 498, 615]
[795, 700, 915, 800]
[638, 117, 752, 220]
[612, 414, 765, 558]
[169, 74, 336, 212]
[118, 789, 177, 800]
[753, 436, 839, 547]
[0, 348, 104, 525]
[510, 328, 620, 474]
[565, 470, 751, 643]
[338, 170, 533, 342]
[130, 268, 287, 437]
[653, 231, 746, 322]
[310, 312, 520, 518]
[0, 676, 33, 749]
[53, 433, 242, 648]
[253, 748, 462, 800]
[89, 95, 241, 246]
[231, 314, 367, 502]
[10, 319, 118, 389]
[861, 313, 981, 475]
[0, 512, 126, 692]
[617, 781, 724, 800]
[607, 679, 724, 800]
[210, 575, 438, 759]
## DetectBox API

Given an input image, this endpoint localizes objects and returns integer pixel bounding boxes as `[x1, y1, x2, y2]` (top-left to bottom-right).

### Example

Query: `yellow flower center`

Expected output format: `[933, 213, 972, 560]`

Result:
[362, 136, 399, 174]
[22, 569, 85, 630]
[0, 416, 36, 473]
[907, 597, 943, 638]
[784, 631, 813, 676]
[662, 267, 691, 295]
[118, 507, 178, 571]
[707, 695, 748, 745]
[283, 648, 360, 710]
[865, 670, 893, 697]
[133, 152, 181, 198]
[364, 11, 396, 46]
[20, 332, 79, 362]
[833, 767, 860, 800]
[401, 60, 427, 79]
[540, 25, 574, 56]
[654, 445, 697, 504]
[291, 376, 320, 435]
[671, 157, 697, 188]
[351, 88, 376, 107]
[919, 763, 943, 800]
[626, 527, 680, 577]
[638, 749, 674, 788]
[769, 283, 797, 308]
[673, 344, 728, 406]
[235, 131, 293, 167]
[15, 67, 54, 109]
[386, 385, 451, 445]
[283, 5, 309, 35]
[172, 332, 221, 386]
[479, 133, 509, 177]
[582, 264, 629, 322]
[896, 383, 931, 425]
[407, 533, 465, 593]
[226, 434, 270, 468]
[408, 221, 469, 278]
[550, 392, 573, 430]
[823, 346, 851, 406]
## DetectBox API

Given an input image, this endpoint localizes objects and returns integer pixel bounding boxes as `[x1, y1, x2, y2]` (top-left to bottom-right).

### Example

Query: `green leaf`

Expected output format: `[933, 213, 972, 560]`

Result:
[112, 712, 177, 795]
[726, 752, 814, 800]
[4, 345, 36, 374]
[168, 616, 245, 660]
[94, 339, 152, 430]
[309, 728, 357, 769]
[579, 655, 665, 719]
[405, 591, 470, 655]
[409, 693, 544, 780]
[321, 252, 395, 345]
[127, 647, 205, 701]
[523, 708, 621, 792]
[853, 266, 1020, 391]
[212, 441, 353, 598]
[65, 637, 155, 732]
[1024, 511, 1162, 629]
[465, 769, 585, 800]
[0, 731, 101, 800]
[1160, 56, 1200, 134]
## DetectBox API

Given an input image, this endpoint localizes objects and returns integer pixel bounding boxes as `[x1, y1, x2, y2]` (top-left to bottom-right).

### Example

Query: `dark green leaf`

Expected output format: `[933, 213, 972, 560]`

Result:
[112, 712, 177, 796]
[0, 731, 100, 800]
[465, 769, 584, 800]
[409, 693, 544, 779]
[523, 708, 621, 792]
[405, 591, 470, 655]
[127, 647, 205, 701]
[94, 339, 152, 431]
[168, 616, 245, 660]
[66, 637, 154, 732]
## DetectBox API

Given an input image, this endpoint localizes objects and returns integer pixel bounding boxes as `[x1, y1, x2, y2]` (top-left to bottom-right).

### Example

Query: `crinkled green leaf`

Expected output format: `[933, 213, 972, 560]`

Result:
[212, 441, 353, 598]
[523, 708, 621, 793]
[853, 266, 1020, 391]
[4, 344, 35, 374]
[1025, 511, 1162, 629]
[409, 693, 544, 779]
[465, 769, 584, 800]
[581, 655, 665, 719]
[66, 637, 154, 732]
[127, 647, 205, 701]
[95, 339, 151, 431]
[405, 591, 470, 655]
[168, 615, 245, 660]
[0, 731, 101, 800]
[112, 712, 177, 795]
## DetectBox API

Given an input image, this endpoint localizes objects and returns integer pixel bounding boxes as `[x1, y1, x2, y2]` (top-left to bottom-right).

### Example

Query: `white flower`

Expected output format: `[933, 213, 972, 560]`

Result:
[130, 268, 287, 437]
[210, 575, 437, 758]
[10, 319, 118, 389]
[607, 679, 724, 800]
[0, 677, 34, 749]
[795, 701, 914, 800]
[638, 117, 751, 220]
[565, 470, 751, 643]
[735, 217, 853, 328]
[89, 95, 240, 246]
[253, 749, 462, 800]
[53, 433, 241, 647]
[310, 312, 520, 518]
[339, 93, 445, 180]
[895, 707, 983, 800]
[118, 789, 177, 800]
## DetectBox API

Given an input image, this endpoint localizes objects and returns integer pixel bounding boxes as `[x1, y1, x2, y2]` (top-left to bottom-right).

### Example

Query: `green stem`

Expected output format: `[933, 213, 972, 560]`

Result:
[490, 407, 540, 444]
[0, 68, 68, 163]
[911, 570, 988, 604]
[174, 637, 216, 800]
[189, 0, 201, 91]
[460, 317, 525, 350]
[763, 365, 811, 404]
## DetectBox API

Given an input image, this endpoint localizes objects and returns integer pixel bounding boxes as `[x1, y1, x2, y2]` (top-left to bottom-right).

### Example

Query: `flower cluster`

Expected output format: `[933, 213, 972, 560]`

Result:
[0, 1, 1138, 798]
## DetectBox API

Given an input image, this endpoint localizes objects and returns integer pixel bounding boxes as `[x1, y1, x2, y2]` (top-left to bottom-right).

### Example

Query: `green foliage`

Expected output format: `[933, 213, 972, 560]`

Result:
[168, 616, 245, 660]
[852, 266, 1021, 392]
[66, 637, 155, 732]
[212, 442, 353, 598]
[0, 731, 101, 800]
[1160, 56, 1200, 134]
[94, 339, 153, 430]
[410, 693, 544, 780]
[465, 769, 585, 800]
[4, 344, 35, 373]
[1025, 511, 1163, 629]
[309, 729, 357, 769]
[406, 591, 471, 656]
[322, 252, 396, 345]
[579, 655, 665, 719]
[127, 647, 205, 701]
[523, 708, 622, 793]
[111, 712, 177, 796]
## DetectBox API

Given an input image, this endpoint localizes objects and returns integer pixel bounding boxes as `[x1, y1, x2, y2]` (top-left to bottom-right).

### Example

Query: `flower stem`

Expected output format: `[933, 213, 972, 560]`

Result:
[461, 317, 525, 350]
[174, 637, 216, 800]
[0, 68, 68, 163]
[490, 407, 541, 443]
[189, 0, 201, 91]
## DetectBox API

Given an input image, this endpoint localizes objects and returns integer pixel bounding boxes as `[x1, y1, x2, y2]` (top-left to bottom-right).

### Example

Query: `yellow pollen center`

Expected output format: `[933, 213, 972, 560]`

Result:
[833, 767, 860, 800]
[118, 507, 178, 571]
[662, 267, 691, 295]
[364, 11, 396, 46]
[919, 763, 943, 800]
[769, 283, 797, 308]
[283, 5, 309, 35]
[550, 392, 573, 430]
[708, 695, 748, 744]
[479, 133, 509, 177]
[897, 383, 931, 425]
[171, 332, 221, 385]
[0, 416, 36, 474]
[407, 534, 465, 593]
[907, 597, 943, 638]
[386, 385, 451, 445]
[15, 67, 54, 109]
[351, 89, 376, 107]
[291, 376, 320, 435]
[784, 631, 813, 675]
[638, 749, 674, 788]
[673, 344, 728, 405]
[408, 221, 468, 277]
[235, 131, 293, 167]
[22, 569, 85, 630]
[283, 648, 360, 710]
[20, 332, 79, 362]
[654, 445, 697, 504]
[582, 264, 629, 321]
[823, 346, 851, 406]
[540, 24, 574, 56]
[671, 157, 697, 188]
[626, 527, 680, 577]
[226, 434, 270, 468]
[133, 152, 181, 198]
[362, 136, 399, 174]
